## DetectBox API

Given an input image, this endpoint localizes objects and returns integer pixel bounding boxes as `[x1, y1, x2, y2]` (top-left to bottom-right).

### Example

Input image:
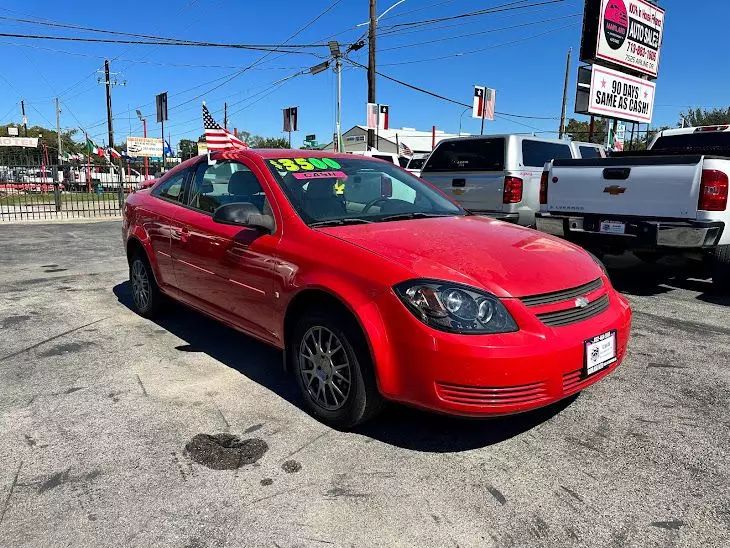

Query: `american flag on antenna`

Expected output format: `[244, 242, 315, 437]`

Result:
[398, 140, 413, 157]
[203, 103, 248, 151]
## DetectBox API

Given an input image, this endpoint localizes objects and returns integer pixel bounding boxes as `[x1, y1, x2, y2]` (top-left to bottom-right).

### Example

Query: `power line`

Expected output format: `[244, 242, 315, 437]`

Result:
[0, 32, 331, 53]
[380, 0, 565, 31]
[379, 13, 580, 52]
[379, 21, 579, 66]
[344, 58, 557, 124]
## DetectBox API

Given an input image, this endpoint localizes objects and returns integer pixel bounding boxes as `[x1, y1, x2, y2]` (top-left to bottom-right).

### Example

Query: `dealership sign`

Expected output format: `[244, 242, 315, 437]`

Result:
[578, 65, 655, 123]
[126, 136, 163, 158]
[580, 0, 665, 78]
[0, 136, 38, 148]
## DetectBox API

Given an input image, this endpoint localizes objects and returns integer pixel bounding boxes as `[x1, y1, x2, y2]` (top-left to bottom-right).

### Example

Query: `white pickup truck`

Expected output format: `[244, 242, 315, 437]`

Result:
[536, 126, 730, 289]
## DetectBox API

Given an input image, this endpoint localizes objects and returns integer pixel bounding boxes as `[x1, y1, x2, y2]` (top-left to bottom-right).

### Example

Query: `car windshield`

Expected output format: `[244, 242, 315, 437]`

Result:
[265, 156, 464, 225]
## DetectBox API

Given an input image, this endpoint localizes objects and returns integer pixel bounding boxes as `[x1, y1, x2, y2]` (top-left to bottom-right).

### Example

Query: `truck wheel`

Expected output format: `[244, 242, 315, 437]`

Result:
[290, 311, 383, 430]
[711, 245, 730, 293]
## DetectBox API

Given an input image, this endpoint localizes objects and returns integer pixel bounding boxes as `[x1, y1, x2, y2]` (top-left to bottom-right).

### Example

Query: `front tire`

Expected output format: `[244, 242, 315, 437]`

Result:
[711, 245, 730, 293]
[129, 252, 162, 317]
[290, 312, 383, 429]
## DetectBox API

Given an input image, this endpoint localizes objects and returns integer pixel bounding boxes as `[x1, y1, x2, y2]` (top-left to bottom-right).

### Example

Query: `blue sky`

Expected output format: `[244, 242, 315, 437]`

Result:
[0, 0, 728, 148]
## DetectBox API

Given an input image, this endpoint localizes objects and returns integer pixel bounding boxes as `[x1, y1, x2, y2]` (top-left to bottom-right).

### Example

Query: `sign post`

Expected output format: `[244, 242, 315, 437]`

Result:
[156, 92, 168, 172]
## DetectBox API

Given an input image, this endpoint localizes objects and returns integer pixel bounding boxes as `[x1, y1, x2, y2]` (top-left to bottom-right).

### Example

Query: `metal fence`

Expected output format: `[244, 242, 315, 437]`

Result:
[0, 164, 142, 222]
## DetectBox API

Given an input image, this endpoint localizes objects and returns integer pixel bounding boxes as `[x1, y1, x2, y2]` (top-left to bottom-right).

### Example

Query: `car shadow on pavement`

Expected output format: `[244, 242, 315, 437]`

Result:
[113, 281, 300, 407]
[605, 254, 729, 305]
[113, 281, 578, 452]
[354, 396, 578, 452]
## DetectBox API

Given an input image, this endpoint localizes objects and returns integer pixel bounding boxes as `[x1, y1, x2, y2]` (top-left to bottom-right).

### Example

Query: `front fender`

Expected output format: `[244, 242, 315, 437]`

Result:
[280, 273, 401, 398]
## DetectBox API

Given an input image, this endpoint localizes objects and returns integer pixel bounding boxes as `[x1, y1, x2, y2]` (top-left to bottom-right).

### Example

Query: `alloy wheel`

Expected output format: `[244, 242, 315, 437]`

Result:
[131, 260, 151, 311]
[298, 326, 352, 411]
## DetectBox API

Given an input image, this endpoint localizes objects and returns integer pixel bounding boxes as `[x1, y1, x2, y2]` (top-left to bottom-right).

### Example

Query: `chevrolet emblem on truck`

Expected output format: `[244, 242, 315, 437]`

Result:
[603, 185, 627, 195]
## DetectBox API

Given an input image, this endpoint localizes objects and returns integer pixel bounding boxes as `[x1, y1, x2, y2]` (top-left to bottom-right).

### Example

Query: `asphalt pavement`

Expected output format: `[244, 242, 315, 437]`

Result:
[0, 220, 728, 548]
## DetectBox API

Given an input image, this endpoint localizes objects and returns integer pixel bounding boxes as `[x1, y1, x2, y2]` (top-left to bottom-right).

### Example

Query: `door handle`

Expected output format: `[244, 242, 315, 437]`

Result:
[173, 227, 190, 243]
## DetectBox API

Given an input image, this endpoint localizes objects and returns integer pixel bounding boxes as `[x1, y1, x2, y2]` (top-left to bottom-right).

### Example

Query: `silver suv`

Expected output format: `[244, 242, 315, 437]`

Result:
[420, 135, 601, 226]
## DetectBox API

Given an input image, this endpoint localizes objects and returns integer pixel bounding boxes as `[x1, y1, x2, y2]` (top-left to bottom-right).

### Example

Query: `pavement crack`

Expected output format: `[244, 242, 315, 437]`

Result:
[283, 431, 329, 460]
[0, 461, 23, 526]
[135, 374, 148, 397]
[215, 405, 230, 431]
[0, 318, 108, 362]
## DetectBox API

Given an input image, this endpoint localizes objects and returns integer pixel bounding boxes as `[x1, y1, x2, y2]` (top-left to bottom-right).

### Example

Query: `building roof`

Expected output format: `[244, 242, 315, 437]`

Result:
[347, 125, 461, 152]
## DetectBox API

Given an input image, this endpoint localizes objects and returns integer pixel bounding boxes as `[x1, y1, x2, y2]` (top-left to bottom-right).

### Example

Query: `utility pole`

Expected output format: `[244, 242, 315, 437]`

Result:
[558, 47, 572, 139]
[335, 55, 343, 153]
[20, 100, 27, 136]
[224, 102, 228, 130]
[55, 97, 62, 165]
[367, 0, 377, 150]
[104, 60, 114, 149]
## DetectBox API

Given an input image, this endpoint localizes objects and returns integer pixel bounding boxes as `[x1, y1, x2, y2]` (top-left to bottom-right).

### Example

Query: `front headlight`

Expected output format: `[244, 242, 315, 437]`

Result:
[394, 280, 518, 334]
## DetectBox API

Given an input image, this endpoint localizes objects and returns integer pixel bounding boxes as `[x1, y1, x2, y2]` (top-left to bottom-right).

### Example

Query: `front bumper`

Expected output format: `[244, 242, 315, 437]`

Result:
[371, 283, 632, 417]
[535, 213, 724, 250]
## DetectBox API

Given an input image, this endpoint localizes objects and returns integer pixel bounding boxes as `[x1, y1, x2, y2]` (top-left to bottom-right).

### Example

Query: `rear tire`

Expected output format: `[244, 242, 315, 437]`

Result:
[129, 251, 163, 318]
[290, 311, 383, 429]
[711, 245, 730, 293]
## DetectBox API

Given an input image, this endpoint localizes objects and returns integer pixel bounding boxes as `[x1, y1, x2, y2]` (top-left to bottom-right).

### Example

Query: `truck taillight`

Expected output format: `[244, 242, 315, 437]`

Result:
[539, 171, 549, 205]
[699, 169, 729, 211]
[503, 176, 523, 204]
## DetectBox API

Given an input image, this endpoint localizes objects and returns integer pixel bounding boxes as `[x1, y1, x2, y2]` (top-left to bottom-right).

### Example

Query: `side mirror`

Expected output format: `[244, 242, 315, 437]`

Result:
[213, 202, 275, 233]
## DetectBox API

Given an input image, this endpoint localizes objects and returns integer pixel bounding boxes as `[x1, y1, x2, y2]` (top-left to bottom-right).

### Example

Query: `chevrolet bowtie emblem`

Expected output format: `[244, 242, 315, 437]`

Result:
[575, 296, 589, 308]
[603, 185, 627, 195]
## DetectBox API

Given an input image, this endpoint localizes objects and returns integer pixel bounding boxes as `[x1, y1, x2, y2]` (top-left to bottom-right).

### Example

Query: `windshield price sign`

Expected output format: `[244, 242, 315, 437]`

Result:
[581, 0, 665, 79]
[588, 65, 655, 123]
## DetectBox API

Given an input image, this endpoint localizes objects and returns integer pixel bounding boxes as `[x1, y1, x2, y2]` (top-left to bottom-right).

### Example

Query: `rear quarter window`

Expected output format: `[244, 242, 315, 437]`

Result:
[578, 146, 602, 159]
[521, 140, 573, 167]
[372, 154, 395, 163]
[422, 138, 505, 172]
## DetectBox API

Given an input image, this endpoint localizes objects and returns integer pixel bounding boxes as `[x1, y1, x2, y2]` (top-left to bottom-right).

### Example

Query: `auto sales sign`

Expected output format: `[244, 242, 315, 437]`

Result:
[581, 0, 665, 79]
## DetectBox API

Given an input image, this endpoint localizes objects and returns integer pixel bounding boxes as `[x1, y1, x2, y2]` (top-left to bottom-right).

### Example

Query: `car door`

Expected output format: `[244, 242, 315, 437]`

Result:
[170, 159, 280, 343]
[143, 169, 191, 288]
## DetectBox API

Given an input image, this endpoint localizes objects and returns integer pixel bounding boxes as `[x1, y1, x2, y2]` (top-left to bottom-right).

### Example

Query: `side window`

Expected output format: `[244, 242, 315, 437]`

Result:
[521, 140, 573, 168]
[372, 154, 395, 163]
[152, 171, 186, 202]
[188, 161, 267, 215]
[578, 146, 601, 159]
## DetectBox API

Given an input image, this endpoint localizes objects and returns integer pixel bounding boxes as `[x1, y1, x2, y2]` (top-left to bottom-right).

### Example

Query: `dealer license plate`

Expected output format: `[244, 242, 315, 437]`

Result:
[584, 331, 617, 377]
[599, 220, 625, 234]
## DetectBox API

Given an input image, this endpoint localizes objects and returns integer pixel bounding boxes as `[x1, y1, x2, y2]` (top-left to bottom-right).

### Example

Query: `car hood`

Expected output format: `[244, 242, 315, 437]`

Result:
[318, 216, 603, 298]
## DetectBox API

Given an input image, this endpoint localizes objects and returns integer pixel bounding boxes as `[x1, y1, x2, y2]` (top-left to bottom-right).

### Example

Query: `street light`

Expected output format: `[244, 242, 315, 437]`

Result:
[136, 109, 149, 180]
[458, 107, 471, 136]
[355, 0, 407, 26]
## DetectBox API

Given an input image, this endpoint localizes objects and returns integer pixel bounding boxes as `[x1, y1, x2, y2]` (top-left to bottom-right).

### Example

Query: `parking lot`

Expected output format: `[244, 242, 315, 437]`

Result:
[0, 220, 728, 548]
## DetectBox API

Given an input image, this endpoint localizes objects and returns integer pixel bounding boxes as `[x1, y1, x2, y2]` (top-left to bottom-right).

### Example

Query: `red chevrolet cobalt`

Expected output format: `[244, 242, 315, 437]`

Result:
[123, 149, 631, 428]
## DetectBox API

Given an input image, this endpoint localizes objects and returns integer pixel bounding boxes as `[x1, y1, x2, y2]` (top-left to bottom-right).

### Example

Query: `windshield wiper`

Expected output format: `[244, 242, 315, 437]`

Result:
[379, 212, 455, 222]
[309, 218, 374, 228]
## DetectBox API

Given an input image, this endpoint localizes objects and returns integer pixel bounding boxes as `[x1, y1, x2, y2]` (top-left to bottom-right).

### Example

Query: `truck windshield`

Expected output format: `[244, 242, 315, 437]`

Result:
[266, 156, 463, 225]
[653, 132, 730, 155]
[422, 138, 505, 172]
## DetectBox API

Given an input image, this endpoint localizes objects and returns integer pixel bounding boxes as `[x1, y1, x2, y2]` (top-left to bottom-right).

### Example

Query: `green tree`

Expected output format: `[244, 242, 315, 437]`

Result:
[564, 117, 607, 144]
[680, 107, 730, 127]
[179, 139, 197, 160]
[249, 135, 289, 148]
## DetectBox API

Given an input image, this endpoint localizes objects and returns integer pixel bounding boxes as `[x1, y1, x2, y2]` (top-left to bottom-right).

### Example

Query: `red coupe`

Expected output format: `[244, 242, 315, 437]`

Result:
[123, 149, 632, 428]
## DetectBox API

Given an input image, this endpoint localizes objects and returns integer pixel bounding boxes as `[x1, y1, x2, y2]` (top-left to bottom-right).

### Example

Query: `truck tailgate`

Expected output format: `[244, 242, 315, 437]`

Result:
[548, 155, 704, 219]
[420, 171, 504, 212]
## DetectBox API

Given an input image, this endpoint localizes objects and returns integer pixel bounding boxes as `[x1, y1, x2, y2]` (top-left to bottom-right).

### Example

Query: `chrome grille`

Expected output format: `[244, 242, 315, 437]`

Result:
[521, 278, 603, 307]
[535, 294, 610, 328]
